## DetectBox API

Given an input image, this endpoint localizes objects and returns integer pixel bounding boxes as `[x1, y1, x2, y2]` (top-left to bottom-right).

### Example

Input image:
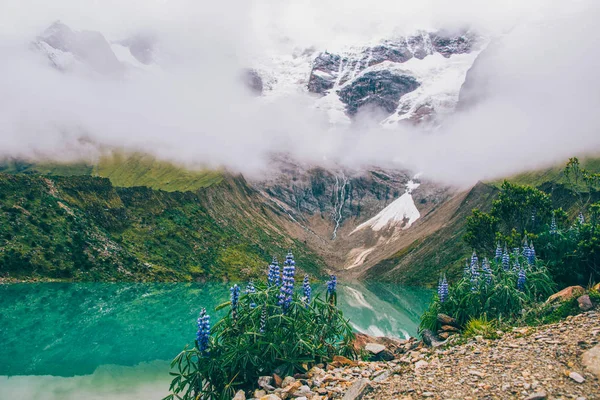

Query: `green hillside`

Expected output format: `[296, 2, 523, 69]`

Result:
[0, 173, 324, 282]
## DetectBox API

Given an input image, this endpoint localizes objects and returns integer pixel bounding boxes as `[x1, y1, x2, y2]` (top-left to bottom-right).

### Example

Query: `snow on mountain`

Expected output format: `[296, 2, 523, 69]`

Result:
[252, 30, 486, 125]
[351, 179, 421, 233]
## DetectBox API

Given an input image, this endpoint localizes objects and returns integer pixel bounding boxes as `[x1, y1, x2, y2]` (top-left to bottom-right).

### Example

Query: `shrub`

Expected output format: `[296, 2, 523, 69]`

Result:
[420, 244, 555, 332]
[164, 253, 355, 400]
[463, 316, 499, 339]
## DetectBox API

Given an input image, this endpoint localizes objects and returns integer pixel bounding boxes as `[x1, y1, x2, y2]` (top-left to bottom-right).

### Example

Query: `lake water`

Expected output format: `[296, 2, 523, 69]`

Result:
[0, 282, 431, 400]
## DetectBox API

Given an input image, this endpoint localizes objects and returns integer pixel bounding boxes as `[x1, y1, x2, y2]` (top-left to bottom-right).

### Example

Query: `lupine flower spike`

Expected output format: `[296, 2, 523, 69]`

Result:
[578, 212, 585, 224]
[259, 308, 267, 334]
[528, 243, 536, 265]
[278, 251, 296, 310]
[469, 251, 479, 291]
[495, 243, 502, 262]
[502, 246, 510, 271]
[245, 281, 256, 308]
[267, 257, 280, 287]
[196, 308, 210, 354]
[327, 275, 337, 305]
[517, 267, 526, 291]
[230, 284, 240, 320]
[438, 275, 448, 303]
[302, 274, 312, 305]
[482, 258, 493, 285]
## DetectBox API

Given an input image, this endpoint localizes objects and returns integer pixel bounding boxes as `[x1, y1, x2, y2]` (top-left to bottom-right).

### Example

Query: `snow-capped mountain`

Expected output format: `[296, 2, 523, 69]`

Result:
[252, 29, 486, 125]
[32, 21, 157, 76]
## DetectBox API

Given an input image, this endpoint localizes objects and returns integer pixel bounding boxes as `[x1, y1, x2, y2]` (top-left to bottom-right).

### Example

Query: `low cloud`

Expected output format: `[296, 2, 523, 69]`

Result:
[0, 0, 599, 185]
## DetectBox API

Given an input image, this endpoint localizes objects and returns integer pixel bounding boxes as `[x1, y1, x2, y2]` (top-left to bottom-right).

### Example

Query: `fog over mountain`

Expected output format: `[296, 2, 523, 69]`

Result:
[0, 0, 599, 184]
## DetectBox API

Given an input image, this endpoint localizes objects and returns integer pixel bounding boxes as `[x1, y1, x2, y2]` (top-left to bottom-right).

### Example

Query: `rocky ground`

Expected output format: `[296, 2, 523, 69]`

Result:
[245, 311, 600, 400]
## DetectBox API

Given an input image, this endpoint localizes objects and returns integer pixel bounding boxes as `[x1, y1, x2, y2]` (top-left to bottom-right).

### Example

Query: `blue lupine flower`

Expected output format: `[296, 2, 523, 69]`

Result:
[268, 257, 281, 287]
[196, 308, 210, 354]
[327, 275, 337, 295]
[482, 258, 493, 285]
[502, 246, 510, 271]
[578, 212, 585, 224]
[522, 240, 531, 260]
[230, 284, 240, 319]
[245, 281, 256, 308]
[550, 215, 557, 234]
[513, 258, 520, 272]
[495, 243, 502, 262]
[517, 267, 526, 291]
[303, 274, 312, 304]
[438, 275, 448, 303]
[259, 308, 267, 334]
[278, 252, 296, 310]
[470, 251, 478, 269]
[528, 243, 536, 265]
[470, 258, 480, 292]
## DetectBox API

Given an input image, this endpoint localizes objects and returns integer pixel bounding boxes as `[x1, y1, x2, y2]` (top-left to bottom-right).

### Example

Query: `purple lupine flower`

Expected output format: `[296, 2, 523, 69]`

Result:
[259, 308, 267, 334]
[230, 284, 240, 319]
[196, 308, 210, 354]
[578, 212, 585, 224]
[470, 251, 478, 269]
[502, 246, 510, 271]
[517, 267, 526, 291]
[550, 215, 557, 234]
[495, 243, 503, 262]
[303, 274, 312, 304]
[246, 281, 256, 308]
[482, 258, 493, 285]
[438, 275, 449, 303]
[268, 257, 280, 287]
[278, 252, 296, 310]
[522, 240, 531, 260]
[327, 275, 337, 295]
[528, 243, 536, 265]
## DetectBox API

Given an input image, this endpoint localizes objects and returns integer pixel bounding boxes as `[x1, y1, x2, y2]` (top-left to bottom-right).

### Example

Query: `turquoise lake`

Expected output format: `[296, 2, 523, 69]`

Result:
[0, 282, 432, 400]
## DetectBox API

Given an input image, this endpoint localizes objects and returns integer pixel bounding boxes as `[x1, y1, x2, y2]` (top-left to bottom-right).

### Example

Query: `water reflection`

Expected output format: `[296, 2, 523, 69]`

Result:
[0, 282, 431, 377]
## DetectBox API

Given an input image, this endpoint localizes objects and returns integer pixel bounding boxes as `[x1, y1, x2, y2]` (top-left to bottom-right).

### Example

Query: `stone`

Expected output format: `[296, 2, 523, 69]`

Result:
[233, 390, 246, 400]
[420, 329, 446, 347]
[437, 313, 460, 327]
[370, 349, 395, 362]
[259, 376, 275, 391]
[568, 371, 585, 383]
[422, 392, 435, 397]
[415, 360, 428, 370]
[282, 381, 301, 397]
[582, 343, 600, 379]
[295, 397, 308, 400]
[307, 366, 324, 378]
[577, 295, 593, 311]
[441, 325, 460, 333]
[546, 286, 586, 303]
[372, 370, 392, 383]
[332, 355, 357, 367]
[260, 395, 281, 400]
[364, 343, 386, 354]
[273, 374, 283, 388]
[281, 376, 296, 389]
[341, 378, 372, 400]
[525, 392, 547, 400]
[255, 390, 267, 398]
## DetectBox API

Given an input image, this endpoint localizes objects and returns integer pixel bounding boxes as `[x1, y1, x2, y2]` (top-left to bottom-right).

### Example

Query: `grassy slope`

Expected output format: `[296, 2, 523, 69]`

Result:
[94, 153, 223, 191]
[0, 173, 324, 282]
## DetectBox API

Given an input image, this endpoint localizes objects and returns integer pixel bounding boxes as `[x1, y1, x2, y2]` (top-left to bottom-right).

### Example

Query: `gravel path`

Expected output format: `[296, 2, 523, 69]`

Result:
[368, 311, 600, 400]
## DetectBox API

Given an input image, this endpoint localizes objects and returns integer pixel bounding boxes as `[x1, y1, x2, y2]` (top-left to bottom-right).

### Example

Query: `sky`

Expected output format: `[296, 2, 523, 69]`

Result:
[0, 0, 599, 185]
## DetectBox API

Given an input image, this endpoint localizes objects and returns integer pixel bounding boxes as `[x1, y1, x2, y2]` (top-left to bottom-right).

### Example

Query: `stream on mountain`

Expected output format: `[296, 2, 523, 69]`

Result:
[0, 282, 432, 400]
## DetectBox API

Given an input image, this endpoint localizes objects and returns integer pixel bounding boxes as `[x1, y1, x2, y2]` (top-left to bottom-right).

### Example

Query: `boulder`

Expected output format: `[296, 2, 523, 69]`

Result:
[440, 325, 460, 333]
[258, 376, 275, 391]
[546, 286, 586, 303]
[364, 343, 386, 354]
[281, 376, 296, 389]
[582, 343, 600, 379]
[331, 355, 357, 367]
[352, 332, 406, 354]
[578, 295, 594, 311]
[341, 378, 372, 400]
[420, 329, 446, 348]
[437, 313, 459, 327]
[233, 390, 246, 400]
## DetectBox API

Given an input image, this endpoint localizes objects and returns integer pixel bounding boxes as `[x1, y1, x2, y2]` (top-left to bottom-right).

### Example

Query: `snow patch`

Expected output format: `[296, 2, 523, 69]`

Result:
[352, 179, 421, 233]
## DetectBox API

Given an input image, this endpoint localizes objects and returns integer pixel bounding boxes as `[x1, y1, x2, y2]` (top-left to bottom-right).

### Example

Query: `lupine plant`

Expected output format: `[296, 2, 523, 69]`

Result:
[164, 253, 354, 400]
[420, 242, 555, 332]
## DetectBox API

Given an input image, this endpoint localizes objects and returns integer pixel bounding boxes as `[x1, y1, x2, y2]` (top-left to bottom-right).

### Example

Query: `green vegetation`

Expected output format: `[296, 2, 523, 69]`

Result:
[165, 271, 354, 400]
[462, 316, 499, 340]
[0, 173, 324, 281]
[94, 153, 223, 192]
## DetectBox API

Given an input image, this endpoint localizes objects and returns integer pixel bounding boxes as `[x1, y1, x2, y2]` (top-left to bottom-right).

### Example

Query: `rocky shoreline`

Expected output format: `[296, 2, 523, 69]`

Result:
[241, 310, 599, 400]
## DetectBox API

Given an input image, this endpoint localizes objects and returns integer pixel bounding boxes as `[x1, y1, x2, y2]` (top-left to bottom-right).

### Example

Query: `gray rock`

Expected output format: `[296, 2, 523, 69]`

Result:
[337, 70, 420, 116]
[258, 376, 275, 391]
[242, 69, 263, 95]
[421, 329, 446, 347]
[525, 392, 547, 400]
[372, 370, 392, 383]
[281, 376, 296, 388]
[364, 343, 386, 354]
[341, 378, 372, 400]
[582, 343, 600, 379]
[578, 295, 593, 311]
[437, 313, 459, 327]
[233, 389, 246, 400]
[569, 371, 585, 383]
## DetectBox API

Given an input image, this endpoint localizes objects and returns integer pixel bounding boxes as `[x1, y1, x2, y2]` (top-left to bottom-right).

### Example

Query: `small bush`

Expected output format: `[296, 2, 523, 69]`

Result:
[164, 253, 354, 400]
[463, 316, 499, 339]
